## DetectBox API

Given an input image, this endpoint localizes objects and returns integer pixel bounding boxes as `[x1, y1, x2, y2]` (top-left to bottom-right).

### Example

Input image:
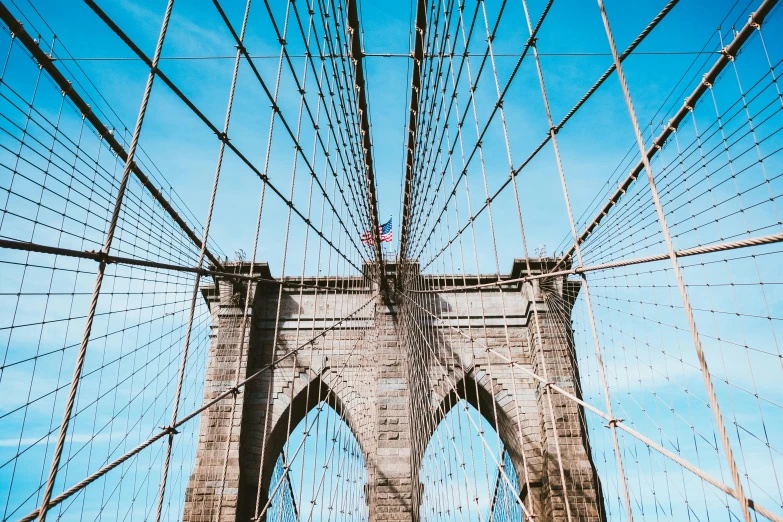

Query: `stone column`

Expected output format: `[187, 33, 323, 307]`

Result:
[528, 278, 604, 522]
[183, 278, 253, 522]
[370, 301, 415, 522]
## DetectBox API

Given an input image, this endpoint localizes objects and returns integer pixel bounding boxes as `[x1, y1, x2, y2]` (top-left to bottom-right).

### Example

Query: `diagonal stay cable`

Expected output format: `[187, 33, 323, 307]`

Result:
[556, 0, 779, 271]
[289, 6, 374, 253]
[0, 3, 224, 270]
[403, 0, 461, 256]
[343, 0, 386, 280]
[217, 0, 377, 254]
[290, 0, 385, 281]
[403, 0, 553, 257]
[300, 0, 373, 221]
[416, 0, 681, 270]
[394, 286, 783, 522]
[403, 0, 483, 259]
[82, 0, 369, 272]
[16, 293, 379, 522]
[214, 0, 378, 259]
[406, 0, 554, 259]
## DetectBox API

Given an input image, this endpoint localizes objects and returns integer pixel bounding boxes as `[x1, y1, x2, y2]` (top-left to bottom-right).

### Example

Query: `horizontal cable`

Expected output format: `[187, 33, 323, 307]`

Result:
[0, 3, 225, 270]
[411, 230, 783, 293]
[82, 0, 371, 272]
[0, 237, 372, 291]
[16, 293, 379, 522]
[395, 288, 783, 522]
[558, 0, 779, 268]
[48, 51, 721, 61]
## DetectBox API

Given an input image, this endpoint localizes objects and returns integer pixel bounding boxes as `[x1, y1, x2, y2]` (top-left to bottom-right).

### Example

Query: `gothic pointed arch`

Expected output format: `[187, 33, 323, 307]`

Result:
[428, 367, 543, 511]
[235, 362, 375, 521]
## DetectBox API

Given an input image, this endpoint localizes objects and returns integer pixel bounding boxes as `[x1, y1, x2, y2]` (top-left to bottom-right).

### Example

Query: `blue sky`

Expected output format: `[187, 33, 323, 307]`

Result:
[1, 0, 783, 521]
[6, 0, 773, 275]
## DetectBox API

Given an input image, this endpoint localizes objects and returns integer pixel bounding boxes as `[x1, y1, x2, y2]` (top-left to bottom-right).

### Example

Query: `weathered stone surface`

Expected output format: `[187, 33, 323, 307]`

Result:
[183, 260, 604, 522]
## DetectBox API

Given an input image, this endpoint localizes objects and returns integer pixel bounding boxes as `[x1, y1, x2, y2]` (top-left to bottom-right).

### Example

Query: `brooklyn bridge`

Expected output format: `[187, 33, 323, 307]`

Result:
[0, 0, 782, 521]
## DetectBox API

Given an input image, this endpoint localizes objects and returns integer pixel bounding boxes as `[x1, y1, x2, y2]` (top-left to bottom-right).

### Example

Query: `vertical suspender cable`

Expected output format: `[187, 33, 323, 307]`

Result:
[592, 0, 782, 519]
[34, 3, 176, 520]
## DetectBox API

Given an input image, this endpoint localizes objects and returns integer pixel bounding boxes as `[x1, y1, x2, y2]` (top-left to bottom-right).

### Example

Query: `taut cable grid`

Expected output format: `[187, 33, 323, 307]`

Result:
[0, 0, 782, 521]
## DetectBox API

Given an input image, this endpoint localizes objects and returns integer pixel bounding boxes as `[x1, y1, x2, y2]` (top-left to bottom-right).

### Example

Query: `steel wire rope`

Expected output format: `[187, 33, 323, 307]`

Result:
[28, 3, 176, 516]
[0, 79, 71, 510]
[248, 1, 382, 500]
[554, 283, 759, 516]
[549, 7, 737, 256]
[414, 0, 682, 271]
[83, 1, 371, 274]
[431, 146, 496, 522]
[443, 0, 540, 516]
[557, 290, 783, 462]
[293, 30, 338, 517]
[399, 290, 490, 522]
[435, 139, 508, 522]
[526, 3, 636, 519]
[0, 304, 210, 466]
[594, 2, 773, 519]
[429, 151, 469, 522]
[325, 0, 383, 253]
[577, 74, 783, 265]
[575, 93, 782, 261]
[413, 185, 475, 522]
[402, 0, 458, 244]
[225, 0, 378, 256]
[10, 0, 230, 248]
[402, 1, 583, 513]
[251, 2, 319, 514]
[231, 0, 356, 514]
[269, 0, 378, 246]
[418, 102, 498, 522]
[0, 8, 227, 268]
[4, 301, 213, 519]
[399, 0, 479, 259]
[2, 0, 376, 512]
[275, 2, 362, 513]
[503, 0, 602, 512]
[479, 0, 589, 515]
[17, 293, 378, 522]
[394, 284, 783, 521]
[403, 0, 483, 258]
[556, 0, 781, 272]
[403, 0, 595, 261]
[299, 3, 374, 230]
[414, 118, 499, 511]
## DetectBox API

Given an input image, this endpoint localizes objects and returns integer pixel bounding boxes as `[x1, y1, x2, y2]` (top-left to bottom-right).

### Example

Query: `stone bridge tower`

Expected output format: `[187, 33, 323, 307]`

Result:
[182, 260, 604, 522]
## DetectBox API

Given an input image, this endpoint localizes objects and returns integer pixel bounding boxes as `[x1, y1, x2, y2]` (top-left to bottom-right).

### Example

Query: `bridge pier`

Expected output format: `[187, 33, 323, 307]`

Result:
[371, 303, 415, 522]
[183, 260, 603, 521]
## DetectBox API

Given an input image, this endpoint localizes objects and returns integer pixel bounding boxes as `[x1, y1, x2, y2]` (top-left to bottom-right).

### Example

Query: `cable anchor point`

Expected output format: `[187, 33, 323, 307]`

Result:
[160, 425, 180, 436]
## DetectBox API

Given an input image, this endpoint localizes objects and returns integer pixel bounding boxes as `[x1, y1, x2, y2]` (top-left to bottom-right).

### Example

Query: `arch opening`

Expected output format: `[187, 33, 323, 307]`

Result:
[266, 401, 369, 522]
[429, 370, 533, 493]
[419, 399, 522, 522]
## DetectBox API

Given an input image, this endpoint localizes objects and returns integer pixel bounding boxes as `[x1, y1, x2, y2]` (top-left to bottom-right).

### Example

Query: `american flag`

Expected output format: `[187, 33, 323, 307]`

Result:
[361, 217, 392, 245]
